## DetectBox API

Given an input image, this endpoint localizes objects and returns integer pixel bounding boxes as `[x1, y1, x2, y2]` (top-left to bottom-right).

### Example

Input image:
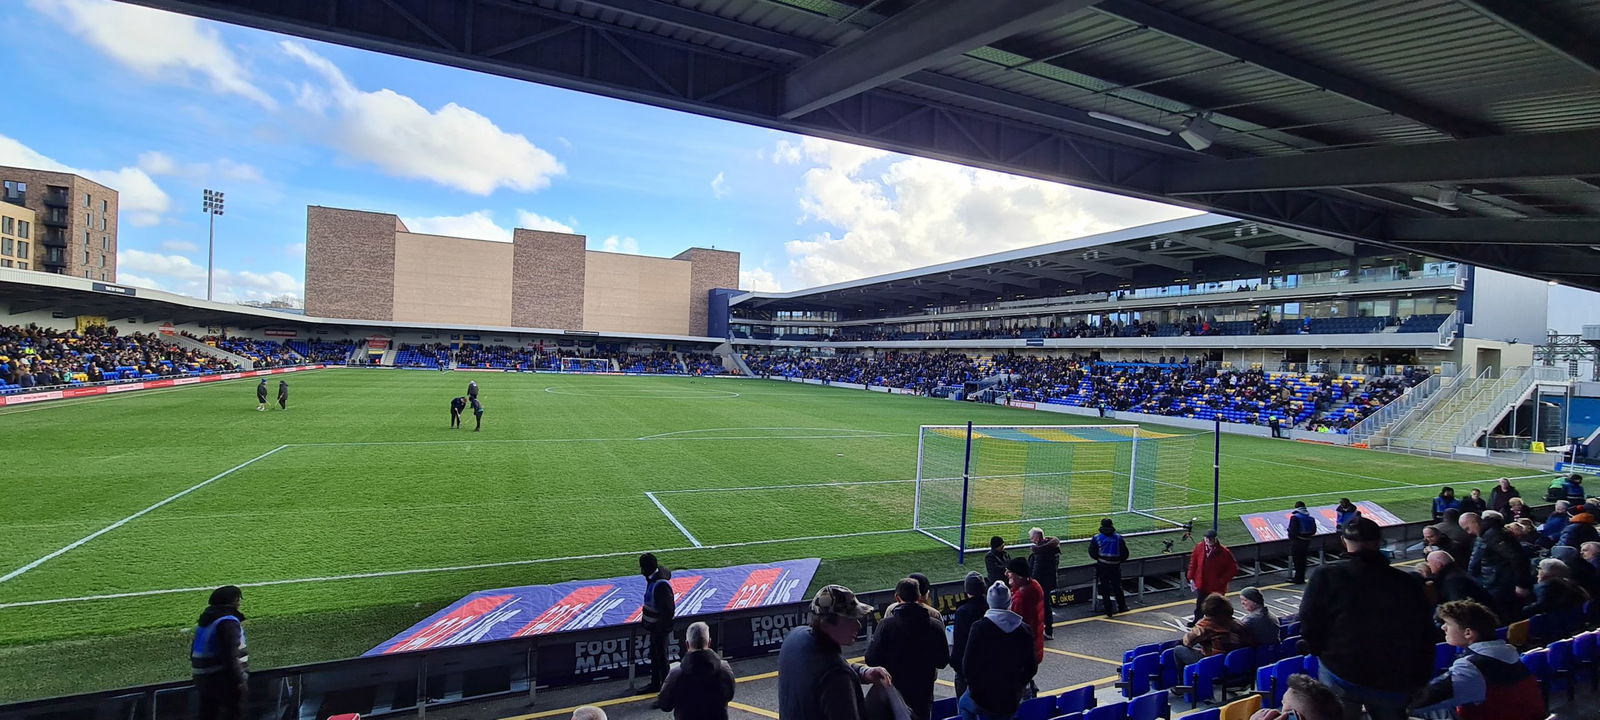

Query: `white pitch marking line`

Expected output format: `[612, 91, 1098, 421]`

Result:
[0, 527, 916, 609]
[645, 491, 702, 547]
[636, 427, 894, 440]
[0, 445, 290, 585]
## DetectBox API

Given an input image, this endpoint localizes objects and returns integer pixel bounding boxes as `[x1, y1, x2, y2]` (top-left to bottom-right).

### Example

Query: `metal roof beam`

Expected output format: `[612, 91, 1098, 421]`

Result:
[1165, 128, 1600, 194]
[1459, 0, 1600, 76]
[1052, 256, 1134, 278]
[1094, 0, 1494, 138]
[780, 0, 1096, 119]
[1387, 217, 1600, 246]
[1165, 233, 1265, 265]
[1095, 245, 1193, 272]
[1262, 225, 1356, 256]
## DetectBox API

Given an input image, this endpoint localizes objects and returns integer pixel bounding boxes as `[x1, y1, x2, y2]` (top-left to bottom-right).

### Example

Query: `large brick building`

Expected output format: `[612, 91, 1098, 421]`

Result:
[304, 206, 738, 337]
[0, 167, 119, 281]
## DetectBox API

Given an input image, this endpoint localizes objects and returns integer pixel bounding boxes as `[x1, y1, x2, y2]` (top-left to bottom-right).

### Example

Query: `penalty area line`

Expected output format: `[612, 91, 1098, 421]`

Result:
[0, 445, 290, 586]
[0, 527, 916, 610]
[645, 491, 702, 547]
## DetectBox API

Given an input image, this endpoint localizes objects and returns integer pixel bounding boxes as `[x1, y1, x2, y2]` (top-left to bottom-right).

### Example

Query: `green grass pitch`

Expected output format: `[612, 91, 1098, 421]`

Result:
[0, 369, 1537, 699]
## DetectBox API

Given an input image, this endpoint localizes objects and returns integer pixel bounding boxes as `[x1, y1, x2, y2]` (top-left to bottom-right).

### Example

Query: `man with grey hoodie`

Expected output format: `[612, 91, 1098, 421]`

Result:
[958, 582, 1037, 720]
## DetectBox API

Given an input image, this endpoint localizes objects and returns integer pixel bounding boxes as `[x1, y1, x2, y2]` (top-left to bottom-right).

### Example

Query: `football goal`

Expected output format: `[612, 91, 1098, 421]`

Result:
[913, 423, 1207, 553]
[558, 357, 614, 373]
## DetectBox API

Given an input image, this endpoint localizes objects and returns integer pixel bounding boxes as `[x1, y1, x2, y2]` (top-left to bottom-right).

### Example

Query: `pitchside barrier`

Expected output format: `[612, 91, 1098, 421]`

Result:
[0, 365, 330, 408]
[0, 518, 1460, 720]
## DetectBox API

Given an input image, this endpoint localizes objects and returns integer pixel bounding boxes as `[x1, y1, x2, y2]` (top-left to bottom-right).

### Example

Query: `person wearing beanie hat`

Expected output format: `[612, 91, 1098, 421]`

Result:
[984, 536, 1010, 587]
[1286, 500, 1317, 584]
[959, 582, 1038, 720]
[1004, 557, 1046, 672]
[192, 585, 248, 720]
[1237, 587, 1277, 648]
[778, 585, 890, 720]
[866, 580, 948, 720]
[1186, 529, 1238, 623]
[1299, 517, 1434, 720]
[950, 572, 988, 699]
[1087, 517, 1129, 617]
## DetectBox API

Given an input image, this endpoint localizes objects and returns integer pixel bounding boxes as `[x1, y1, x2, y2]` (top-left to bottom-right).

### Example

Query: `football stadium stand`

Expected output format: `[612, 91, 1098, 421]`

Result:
[0, 324, 237, 392]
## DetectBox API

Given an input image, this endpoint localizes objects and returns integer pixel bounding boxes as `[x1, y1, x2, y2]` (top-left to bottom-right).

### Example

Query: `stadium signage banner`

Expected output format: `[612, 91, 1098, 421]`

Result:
[90, 282, 136, 297]
[1557, 461, 1600, 475]
[1238, 501, 1401, 542]
[366, 559, 820, 673]
[0, 365, 328, 407]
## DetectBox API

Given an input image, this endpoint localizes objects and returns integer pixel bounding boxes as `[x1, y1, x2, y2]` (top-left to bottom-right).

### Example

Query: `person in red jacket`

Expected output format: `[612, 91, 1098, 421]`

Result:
[1006, 557, 1047, 683]
[1186, 529, 1239, 622]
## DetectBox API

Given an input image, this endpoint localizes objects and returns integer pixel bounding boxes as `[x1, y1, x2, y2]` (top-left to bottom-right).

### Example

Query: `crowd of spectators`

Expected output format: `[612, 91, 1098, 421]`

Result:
[745, 350, 1428, 434]
[682, 352, 725, 375]
[738, 313, 1450, 344]
[453, 344, 539, 370]
[200, 335, 300, 368]
[1, 324, 238, 389]
[395, 343, 453, 368]
[287, 340, 357, 364]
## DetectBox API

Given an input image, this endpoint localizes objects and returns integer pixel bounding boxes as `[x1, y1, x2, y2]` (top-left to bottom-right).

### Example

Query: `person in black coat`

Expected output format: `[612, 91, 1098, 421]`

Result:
[191, 586, 249, 720]
[1489, 477, 1521, 516]
[638, 553, 677, 694]
[276, 380, 288, 410]
[1026, 528, 1061, 636]
[949, 572, 987, 699]
[984, 536, 1010, 587]
[255, 378, 268, 411]
[1087, 518, 1130, 616]
[1458, 489, 1488, 515]
[1421, 551, 1495, 613]
[960, 582, 1038, 720]
[865, 579, 949, 720]
[1299, 519, 1434, 720]
[655, 621, 735, 720]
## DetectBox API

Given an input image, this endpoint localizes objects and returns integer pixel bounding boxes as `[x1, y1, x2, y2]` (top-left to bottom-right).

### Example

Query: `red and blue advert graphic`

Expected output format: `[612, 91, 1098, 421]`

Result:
[366, 558, 820, 655]
[1238, 501, 1402, 543]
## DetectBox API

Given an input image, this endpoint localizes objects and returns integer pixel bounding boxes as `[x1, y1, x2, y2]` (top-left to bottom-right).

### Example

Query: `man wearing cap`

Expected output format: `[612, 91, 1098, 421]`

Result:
[950, 572, 988, 699]
[191, 585, 249, 720]
[778, 585, 891, 720]
[866, 579, 949, 720]
[1285, 501, 1317, 584]
[1237, 587, 1278, 648]
[1086, 518, 1129, 617]
[638, 553, 676, 694]
[1298, 518, 1434, 720]
[959, 582, 1038, 720]
[1186, 529, 1238, 623]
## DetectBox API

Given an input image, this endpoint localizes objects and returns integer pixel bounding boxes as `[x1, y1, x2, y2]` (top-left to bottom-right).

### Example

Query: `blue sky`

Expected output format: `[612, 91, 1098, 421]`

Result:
[0, 0, 1594, 332]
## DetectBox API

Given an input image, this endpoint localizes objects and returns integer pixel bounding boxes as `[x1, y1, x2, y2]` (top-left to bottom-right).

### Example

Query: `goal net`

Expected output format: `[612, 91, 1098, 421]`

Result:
[913, 424, 1204, 552]
[558, 357, 614, 373]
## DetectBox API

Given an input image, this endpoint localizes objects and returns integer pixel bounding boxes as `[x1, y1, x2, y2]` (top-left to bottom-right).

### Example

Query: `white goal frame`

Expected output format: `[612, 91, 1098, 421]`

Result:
[558, 357, 614, 373]
[912, 423, 1191, 554]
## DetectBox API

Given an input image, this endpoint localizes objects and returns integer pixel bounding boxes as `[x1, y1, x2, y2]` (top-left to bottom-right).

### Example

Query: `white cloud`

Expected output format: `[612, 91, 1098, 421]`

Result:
[160, 240, 199, 253]
[771, 140, 803, 165]
[138, 151, 264, 183]
[30, 0, 274, 108]
[773, 137, 1198, 288]
[285, 242, 306, 258]
[740, 267, 782, 292]
[400, 210, 511, 242]
[711, 171, 729, 199]
[598, 235, 640, 254]
[118, 248, 303, 304]
[0, 133, 171, 227]
[282, 41, 564, 195]
[515, 211, 575, 234]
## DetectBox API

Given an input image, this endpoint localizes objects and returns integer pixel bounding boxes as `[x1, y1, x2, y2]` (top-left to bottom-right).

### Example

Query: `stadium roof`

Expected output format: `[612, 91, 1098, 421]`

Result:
[129, 0, 1600, 291]
[731, 214, 1435, 311]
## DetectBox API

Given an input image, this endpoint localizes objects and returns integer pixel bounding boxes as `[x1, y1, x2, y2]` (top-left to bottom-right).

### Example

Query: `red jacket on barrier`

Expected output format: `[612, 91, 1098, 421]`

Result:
[1187, 540, 1238, 597]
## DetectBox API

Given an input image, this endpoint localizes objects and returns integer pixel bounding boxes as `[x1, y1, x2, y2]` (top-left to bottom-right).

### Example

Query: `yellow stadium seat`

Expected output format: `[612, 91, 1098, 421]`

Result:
[1220, 695, 1262, 720]
[1507, 619, 1530, 648]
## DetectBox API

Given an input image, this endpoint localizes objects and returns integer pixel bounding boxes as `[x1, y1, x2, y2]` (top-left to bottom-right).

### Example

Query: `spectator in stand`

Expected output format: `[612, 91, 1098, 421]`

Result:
[959, 582, 1038, 720]
[1468, 511, 1530, 620]
[1407, 600, 1545, 720]
[1522, 559, 1590, 623]
[901, 573, 941, 621]
[1505, 497, 1533, 523]
[1563, 473, 1586, 503]
[1086, 518, 1129, 617]
[778, 585, 891, 720]
[1459, 488, 1488, 515]
[1550, 545, 1600, 597]
[1558, 510, 1598, 549]
[1433, 487, 1461, 522]
[1005, 558, 1047, 679]
[1186, 530, 1238, 623]
[1237, 587, 1278, 647]
[1436, 508, 1471, 556]
[191, 586, 248, 720]
[984, 536, 1010, 587]
[1249, 674, 1344, 720]
[1489, 477, 1521, 515]
[1582, 541, 1600, 573]
[949, 572, 987, 699]
[1333, 498, 1360, 531]
[1025, 528, 1060, 637]
[654, 621, 734, 720]
[1173, 593, 1245, 668]
[1538, 501, 1570, 545]
[573, 707, 607, 720]
[1418, 550, 1494, 611]
[1286, 501, 1317, 584]
[1299, 518, 1434, 720]
[1420, 526, 1458, 565]
[865, 579, 949, 720]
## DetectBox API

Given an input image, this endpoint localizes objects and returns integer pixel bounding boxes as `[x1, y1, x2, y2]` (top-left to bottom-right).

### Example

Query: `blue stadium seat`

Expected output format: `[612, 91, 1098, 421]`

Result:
[1055, 686, 1096, 715]
[931, 696, 957, 720]
[1127, 690, 1168, 720]
[1083, 701, 1126, 720]
[1017, 696, 1057, 720]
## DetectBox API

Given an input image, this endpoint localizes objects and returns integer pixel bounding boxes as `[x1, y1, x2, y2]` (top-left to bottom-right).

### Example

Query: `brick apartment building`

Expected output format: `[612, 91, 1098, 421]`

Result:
[0, 166, 119, 282]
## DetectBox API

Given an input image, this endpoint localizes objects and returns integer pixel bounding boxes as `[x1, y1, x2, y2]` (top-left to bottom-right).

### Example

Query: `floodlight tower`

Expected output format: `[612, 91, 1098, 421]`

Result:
[202, 189, 225, 301]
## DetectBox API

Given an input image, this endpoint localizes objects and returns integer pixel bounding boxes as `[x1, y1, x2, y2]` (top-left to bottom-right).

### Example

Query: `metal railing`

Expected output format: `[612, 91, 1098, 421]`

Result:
[1347, 370, 1445, 443]
[1378, 364, 1476, 446]
[1434, 309, 1462, 348]
[1451, 366, 1568, 448]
